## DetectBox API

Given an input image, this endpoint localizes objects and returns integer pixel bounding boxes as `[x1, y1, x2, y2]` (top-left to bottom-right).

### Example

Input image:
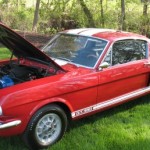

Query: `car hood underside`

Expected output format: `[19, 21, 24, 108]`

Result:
[0, 23, 64, 71]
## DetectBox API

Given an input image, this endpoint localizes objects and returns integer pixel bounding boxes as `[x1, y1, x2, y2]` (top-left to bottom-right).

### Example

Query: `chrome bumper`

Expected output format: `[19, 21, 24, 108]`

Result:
[0, 120, 21, 129]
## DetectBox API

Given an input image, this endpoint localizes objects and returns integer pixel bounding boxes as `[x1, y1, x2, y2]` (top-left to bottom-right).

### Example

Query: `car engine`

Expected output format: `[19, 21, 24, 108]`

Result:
[0, 63, 51, 89]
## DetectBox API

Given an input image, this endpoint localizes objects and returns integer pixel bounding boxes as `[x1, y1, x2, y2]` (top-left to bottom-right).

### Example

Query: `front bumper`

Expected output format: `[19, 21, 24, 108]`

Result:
[0, 120, 21, 129]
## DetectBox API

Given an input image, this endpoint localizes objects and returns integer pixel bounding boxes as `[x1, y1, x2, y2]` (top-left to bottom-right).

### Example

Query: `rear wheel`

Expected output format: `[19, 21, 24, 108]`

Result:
[22, 104, 68, 150]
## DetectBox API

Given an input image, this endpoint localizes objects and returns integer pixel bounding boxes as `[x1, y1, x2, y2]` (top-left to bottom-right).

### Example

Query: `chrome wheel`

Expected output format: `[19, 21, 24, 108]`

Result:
[35, 113, 62, 146]
[22, 104, 68, 149]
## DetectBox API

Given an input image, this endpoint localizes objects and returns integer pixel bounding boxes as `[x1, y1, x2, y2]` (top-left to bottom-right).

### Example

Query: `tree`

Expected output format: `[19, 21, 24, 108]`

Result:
[78, 0, 95, 27]
[100, 0, 105, 27]
[17, 0, 20, 11]
[32, 0, 41, 32]
[143, 0, 148, 16]
[120, 0, 126, 30]
[141, 0, 149, 36]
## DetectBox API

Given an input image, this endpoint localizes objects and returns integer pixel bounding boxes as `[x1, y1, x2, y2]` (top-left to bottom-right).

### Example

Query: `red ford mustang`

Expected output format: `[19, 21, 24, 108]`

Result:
[0, 24, 150, 149]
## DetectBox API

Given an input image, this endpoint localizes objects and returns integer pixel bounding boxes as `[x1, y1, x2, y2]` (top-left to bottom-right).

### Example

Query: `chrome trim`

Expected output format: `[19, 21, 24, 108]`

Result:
[0, 120, 21, 129]
[72, 86, 150, 118]
[0, 107, 2, 116]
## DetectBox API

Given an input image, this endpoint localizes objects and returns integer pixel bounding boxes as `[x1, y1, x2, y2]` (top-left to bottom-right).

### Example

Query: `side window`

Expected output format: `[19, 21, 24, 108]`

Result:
[103, 39, 147, 66]
[112, 40, 147, 65]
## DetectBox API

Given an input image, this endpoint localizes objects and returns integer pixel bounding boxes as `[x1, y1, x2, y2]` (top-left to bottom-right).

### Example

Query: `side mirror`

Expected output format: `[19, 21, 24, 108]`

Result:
[99, 62, 110, 70]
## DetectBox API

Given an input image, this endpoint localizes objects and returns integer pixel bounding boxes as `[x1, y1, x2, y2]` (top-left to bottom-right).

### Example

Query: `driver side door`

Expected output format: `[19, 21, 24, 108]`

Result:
[96, 39, 150, 107]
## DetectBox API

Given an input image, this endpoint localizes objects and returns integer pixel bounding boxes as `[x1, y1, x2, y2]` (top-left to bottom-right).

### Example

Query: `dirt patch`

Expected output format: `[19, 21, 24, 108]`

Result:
[16, 31, 51, 49]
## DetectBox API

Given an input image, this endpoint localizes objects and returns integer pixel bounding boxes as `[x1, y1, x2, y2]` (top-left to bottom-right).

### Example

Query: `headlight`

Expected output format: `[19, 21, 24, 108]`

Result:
[0, 106, 3, 115]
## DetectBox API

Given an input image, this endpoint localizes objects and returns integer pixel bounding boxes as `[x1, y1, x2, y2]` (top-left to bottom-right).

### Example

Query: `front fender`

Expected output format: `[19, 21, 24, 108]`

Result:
[0, 97, 73, 136]
[29, 97, 74, 118]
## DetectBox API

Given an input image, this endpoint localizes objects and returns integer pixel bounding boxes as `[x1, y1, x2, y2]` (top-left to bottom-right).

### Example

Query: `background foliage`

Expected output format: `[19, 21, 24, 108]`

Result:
[0, 0, 149, 36]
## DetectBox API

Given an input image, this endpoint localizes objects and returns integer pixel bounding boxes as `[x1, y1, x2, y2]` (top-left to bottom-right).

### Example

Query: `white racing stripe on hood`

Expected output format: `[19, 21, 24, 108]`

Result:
[67, 28, 115, 36]
[67, 29, 88, 34]
[79, 29, 115, 36]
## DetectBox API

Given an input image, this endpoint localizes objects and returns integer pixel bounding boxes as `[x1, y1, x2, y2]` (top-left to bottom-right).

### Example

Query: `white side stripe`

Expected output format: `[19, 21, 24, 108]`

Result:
[71, 86, 150, 118]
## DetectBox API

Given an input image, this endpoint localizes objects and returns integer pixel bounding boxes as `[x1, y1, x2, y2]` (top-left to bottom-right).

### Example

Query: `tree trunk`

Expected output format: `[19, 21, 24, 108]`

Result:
[78, 0, 95, 27]
[143, 0, 148, 16]
[32, 0, 41, 32]
[100, 0, 104, 28]
[120, 0, 126, 30]
[141, 0, 149, 36]
[17, 0, 20, 11]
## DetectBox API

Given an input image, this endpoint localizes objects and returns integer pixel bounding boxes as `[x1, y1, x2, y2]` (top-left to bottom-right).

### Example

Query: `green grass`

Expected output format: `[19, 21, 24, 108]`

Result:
[0, 47, 11, 59]
[0, 95, 150, 150]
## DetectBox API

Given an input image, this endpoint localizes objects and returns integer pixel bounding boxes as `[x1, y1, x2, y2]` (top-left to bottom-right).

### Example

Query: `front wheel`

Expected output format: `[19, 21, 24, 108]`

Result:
[22, 104, 68, 150]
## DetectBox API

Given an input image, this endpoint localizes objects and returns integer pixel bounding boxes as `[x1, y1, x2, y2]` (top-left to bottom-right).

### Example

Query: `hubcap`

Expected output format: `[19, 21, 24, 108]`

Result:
[35, 113, 62, 145]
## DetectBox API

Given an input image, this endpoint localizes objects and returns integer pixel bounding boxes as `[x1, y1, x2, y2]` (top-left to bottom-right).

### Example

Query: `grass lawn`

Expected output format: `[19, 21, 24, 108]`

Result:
[0, 48, 11, 59]
[0, 50, 150, 150]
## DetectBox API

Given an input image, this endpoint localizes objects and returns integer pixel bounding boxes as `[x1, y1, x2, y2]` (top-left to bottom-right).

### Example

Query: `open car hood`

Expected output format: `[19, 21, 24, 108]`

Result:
[0, 23, 64, 71]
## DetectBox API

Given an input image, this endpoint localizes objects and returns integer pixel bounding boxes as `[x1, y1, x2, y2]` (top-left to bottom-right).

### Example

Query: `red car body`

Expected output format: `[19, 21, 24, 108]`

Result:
[0, 24, 150, 149]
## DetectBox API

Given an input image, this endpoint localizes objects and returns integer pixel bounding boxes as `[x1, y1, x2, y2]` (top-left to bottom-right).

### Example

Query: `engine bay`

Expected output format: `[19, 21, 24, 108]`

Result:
[0, 59, 62, 89]
[0, 23, 65, 89]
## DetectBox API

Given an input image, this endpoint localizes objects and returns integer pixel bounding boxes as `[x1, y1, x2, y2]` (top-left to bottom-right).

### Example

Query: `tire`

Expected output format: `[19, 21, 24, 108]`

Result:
[22, 104, 68, 150]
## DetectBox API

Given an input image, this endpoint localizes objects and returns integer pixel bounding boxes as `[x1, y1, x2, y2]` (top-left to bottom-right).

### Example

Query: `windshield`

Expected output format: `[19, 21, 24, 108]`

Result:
[42, 34, 108, 68]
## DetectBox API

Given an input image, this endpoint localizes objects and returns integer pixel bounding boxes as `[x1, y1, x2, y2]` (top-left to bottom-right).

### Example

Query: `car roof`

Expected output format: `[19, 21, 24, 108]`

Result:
[63, 28, 149, 42]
